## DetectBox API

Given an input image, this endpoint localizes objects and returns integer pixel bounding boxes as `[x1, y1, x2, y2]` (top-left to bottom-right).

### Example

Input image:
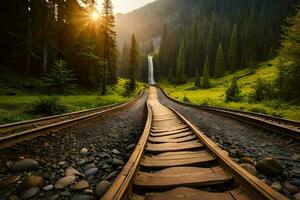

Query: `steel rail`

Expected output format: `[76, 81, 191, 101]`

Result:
[0, 90, 145, 149]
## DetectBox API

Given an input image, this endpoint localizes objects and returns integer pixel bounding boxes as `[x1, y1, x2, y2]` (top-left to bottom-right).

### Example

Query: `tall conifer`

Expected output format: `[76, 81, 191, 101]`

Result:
[215, 43, 226, 78]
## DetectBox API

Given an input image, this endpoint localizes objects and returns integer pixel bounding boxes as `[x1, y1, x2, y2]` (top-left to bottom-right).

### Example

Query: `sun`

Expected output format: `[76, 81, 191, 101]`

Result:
[91, 11, 100, 21]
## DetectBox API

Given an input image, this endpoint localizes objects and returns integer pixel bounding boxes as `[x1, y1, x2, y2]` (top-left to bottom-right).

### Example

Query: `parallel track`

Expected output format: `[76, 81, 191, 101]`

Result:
[102, 86, 287, 200]
[0, 91, 145, 148]
[159, 87, 300, 140]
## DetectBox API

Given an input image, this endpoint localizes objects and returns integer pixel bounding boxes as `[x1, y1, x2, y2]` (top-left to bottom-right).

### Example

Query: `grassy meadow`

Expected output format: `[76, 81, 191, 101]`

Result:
[160, 58, 300, 121]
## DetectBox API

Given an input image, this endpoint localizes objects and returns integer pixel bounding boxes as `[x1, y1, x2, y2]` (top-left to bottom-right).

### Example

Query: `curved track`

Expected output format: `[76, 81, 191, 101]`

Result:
[102, 86, 287, 200]
[159, 87, 300, 140]
[0, 91, 144, 149]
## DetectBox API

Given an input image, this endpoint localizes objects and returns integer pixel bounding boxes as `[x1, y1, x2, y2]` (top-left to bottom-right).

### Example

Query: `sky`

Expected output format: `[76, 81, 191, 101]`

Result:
[98, 0, 155, 14]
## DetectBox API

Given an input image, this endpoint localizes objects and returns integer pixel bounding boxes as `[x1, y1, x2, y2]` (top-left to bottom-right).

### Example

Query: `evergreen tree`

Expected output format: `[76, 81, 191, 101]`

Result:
[194, 67, 201, 88]
[279, 9, 300, 101]
[214, 43, 226, 78]
[227, 24, 238, 71]
[176, 41, 186, 84]
[225, 76, 242, 102]
[44, 59, 76, 94]
[202, 55, 210, 88]
[245, 9, 257, 68]
[101, 0, 117, 95]
[129, 34, 138, 91]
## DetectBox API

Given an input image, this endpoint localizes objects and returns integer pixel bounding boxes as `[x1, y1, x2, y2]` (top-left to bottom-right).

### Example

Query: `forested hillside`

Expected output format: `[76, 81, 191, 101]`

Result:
[116, 0, 298, 80]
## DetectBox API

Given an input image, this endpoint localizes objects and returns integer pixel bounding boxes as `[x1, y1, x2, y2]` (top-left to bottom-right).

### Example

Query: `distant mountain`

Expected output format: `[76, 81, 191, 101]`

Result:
[115, 0, 195, 46]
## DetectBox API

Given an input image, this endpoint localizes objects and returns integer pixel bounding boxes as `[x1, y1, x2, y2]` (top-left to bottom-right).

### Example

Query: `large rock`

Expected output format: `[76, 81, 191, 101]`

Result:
[65, 167, 83, 177]
[107, 158, 124, 167]
[20, 187, 40, 199]
[95, 181, 111, 198]
[283, 182, 298, 194]
[55, 176, 76, 189]
[20, 175, 44, 190]
[294, 193, 300, 200]
[0, 176, 20, 189]
[256, 158, 283, 177]
[240, 163, 257, 176]
[84, 168, 99, 177]
[271, 182, 282, 192]
[11, 159, 38, 171]
[71, 180, 89, 191]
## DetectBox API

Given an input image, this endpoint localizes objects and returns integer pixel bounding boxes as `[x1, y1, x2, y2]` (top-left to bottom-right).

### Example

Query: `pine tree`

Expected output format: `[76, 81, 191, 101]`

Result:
[214, 43, 226, 78]
[245, 9, 257, 68]
[101, 0, 117, 95]
[44, 59, 76, 94]
[176, 41, 186, 84]
[202, 55, 210, 88]
[225, 75, 242, 102]
[227, 24, 238, 71]
[129, 34, 138, 91]
[194, 67, 201, 88]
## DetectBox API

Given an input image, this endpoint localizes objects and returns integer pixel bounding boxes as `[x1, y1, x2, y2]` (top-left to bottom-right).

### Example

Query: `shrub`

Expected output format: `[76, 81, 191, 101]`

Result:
[183, 96, 190, 103]
[249, 78, 276, 102]
[44, 59, 76, 94]
[30, 96, 69, 116]
[249, 106, 268, 114]
[225, 76, 242, 102]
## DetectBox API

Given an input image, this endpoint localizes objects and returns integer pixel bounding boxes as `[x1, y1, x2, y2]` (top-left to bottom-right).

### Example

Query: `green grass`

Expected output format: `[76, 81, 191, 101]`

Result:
[0, 78, 145, 125]
[160, 58, 300, 121]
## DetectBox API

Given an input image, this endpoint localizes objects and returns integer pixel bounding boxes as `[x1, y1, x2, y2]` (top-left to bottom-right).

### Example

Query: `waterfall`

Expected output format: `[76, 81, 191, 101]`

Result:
[148, 55, 156, 85]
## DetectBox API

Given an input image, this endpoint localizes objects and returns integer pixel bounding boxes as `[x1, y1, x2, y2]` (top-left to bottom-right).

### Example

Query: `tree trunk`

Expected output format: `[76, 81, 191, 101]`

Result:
[42, 18, 48, 73]
[26, 6, 32, 75]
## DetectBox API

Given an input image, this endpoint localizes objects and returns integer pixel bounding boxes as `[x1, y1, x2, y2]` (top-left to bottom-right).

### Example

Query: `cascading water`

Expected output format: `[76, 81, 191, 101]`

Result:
[148, 55, 156, 85]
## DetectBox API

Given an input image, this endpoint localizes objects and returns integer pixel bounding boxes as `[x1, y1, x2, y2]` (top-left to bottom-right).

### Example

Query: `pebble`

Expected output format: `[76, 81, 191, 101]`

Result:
[95, 180, 111, 198]
[125, 144, 136, 152]
[11, 159, 39, 171]
[84, 189, 93, 195]
[55, 175, 76, 189]
[84, 163, 96, 171]
[240, 163, 257, 176]
[294, 193, 300, 200]
[271, 182, 282, 192]
[112, 149, 121, 154]
[84, 168, 99, 177]
[71, 180, 90, 191]
[108, 158, 124, 166]
[291, 178, 300, 187]
[283, 182, 298, 194]
[49, 194, 60, 200]
[80, 148, 88, 154]
[72, 195, 94, 200]
[20, 175, 44, 190]
[241, 157, 254, 165]
[104, 171, 118, 180]
[43, 184, 54, 191]
[0, 176, 20, 189]
[20, 187, 40, 199]
[65, 167, 83, 177]
[256, 158, 283, 177]
[58, 161, 66, 166]
[60, 191, 71, 197]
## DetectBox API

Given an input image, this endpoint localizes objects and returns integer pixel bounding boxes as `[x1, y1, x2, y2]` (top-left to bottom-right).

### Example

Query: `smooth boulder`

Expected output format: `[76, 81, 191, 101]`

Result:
[256, 158, 283, 176]
[11, 159, 38, 171]
[95, 181, 111, 198]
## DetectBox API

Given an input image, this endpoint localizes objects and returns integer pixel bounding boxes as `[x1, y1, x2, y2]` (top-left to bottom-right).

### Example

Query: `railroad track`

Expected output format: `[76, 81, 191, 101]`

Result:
[158, 87, 300, 140]
[0, 91, 145, 149]
[102, 86, 287, 200]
